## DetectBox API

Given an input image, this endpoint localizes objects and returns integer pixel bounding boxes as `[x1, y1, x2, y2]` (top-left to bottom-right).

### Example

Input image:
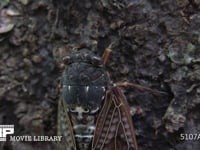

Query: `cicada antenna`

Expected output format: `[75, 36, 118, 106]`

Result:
[114, 82, 168, 97]
[101, 43, 113, 65]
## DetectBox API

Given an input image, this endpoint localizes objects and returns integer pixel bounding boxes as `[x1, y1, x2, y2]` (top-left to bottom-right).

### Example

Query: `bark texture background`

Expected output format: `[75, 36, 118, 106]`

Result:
[0, 0, 200, 149]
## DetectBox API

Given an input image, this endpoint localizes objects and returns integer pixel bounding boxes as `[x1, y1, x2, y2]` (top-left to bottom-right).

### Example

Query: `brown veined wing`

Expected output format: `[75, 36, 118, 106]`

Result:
[92, 87, 138, 150]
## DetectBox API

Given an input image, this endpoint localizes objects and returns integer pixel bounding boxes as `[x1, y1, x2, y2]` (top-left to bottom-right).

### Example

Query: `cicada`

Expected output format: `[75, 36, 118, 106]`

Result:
[57, 47, 139, 150]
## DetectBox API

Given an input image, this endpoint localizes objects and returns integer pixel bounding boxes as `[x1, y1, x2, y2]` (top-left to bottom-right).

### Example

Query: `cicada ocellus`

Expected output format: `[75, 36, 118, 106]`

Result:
[57, 47, 139, 150]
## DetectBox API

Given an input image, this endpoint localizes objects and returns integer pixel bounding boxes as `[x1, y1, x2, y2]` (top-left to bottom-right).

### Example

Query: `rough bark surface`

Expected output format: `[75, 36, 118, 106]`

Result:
[0, 0, 200, 149]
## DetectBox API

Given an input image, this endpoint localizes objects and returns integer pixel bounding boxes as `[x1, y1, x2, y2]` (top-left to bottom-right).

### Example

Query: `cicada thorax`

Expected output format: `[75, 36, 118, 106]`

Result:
[58, 48, 111, 150]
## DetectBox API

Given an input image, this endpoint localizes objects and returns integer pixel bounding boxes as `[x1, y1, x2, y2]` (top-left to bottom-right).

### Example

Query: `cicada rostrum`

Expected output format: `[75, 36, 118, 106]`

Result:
[57, 47, 141, 150]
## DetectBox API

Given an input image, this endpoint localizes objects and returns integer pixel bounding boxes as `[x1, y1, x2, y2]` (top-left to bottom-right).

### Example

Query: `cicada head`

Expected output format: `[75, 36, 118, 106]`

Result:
[62, 48, 111, 120]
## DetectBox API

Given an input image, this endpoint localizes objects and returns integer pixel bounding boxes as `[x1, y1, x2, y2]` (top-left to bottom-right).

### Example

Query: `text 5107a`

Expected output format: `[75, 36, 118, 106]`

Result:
[180, 133, 200, 141]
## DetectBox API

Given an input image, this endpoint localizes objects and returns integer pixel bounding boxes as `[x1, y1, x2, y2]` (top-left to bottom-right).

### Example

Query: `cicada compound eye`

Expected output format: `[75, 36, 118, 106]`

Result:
[63, 56, 71, 65]
[91, 56, 101, 66]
